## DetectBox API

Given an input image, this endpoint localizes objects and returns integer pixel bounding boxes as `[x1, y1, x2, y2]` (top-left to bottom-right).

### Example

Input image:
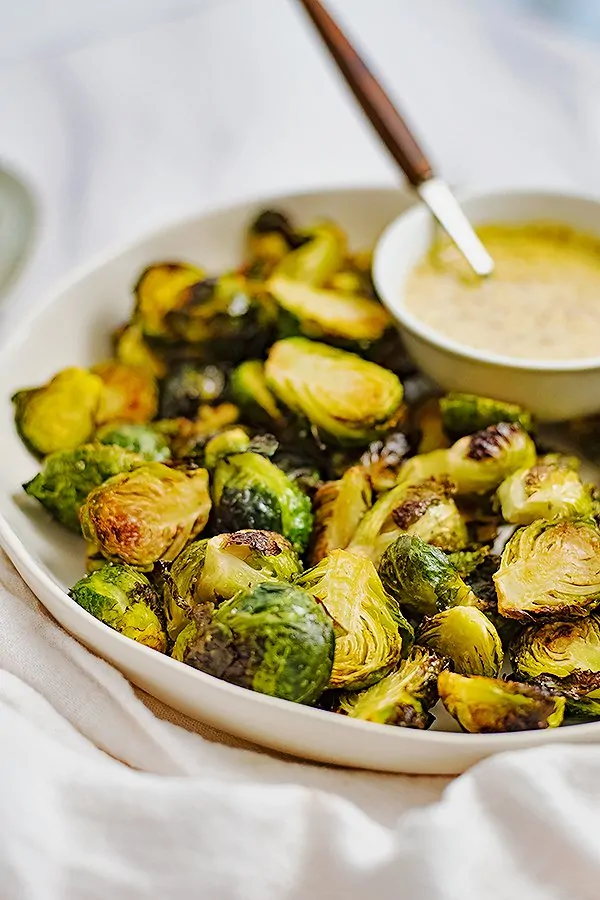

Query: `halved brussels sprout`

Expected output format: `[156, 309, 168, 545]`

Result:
[203, 427, 251, 469]
[246, 209, 305, 276]
[418, 606, 503, 677]
[230, 359, 284, 427]
[308, 466, 372, 566]
[400, 423, 537, 495]
[157, 404, 240, 460]
[212, 450, 313, 553]
[267, 276, 390, 344]
[359, 432, 410, 493]
[349, 476, 468, 565]
[438, 671, 565, 733]
[297, 549, 412, 690]
[92, 360, 158, 425]
[96, 423, 171, 462]
[440, 393, 534, 438]
[133, 262, 205, 338]
[511, 617, 600, 681]
[112, 321, 166, 378]
[494, 519, 600, 619]
[80, 463, 211, 568]
[13, 367, 104, 457]
[173, 582, 334, 705]
[164, 274, 277, 362]
[271, 221, 346, 285]
[24, 444, 144, 532]
[158, 363, 228, 420]
[379, 534, 483, 621]
[496, 455, 594, 525]
[70, 564, 166, 652]
[265, 337, 405, 446]
[337, 646, 446, 728]
[164, 530, 301, 640]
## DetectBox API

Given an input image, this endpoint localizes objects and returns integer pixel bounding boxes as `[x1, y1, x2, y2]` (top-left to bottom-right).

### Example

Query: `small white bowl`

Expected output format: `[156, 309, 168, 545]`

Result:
[373, 187, 600, 422]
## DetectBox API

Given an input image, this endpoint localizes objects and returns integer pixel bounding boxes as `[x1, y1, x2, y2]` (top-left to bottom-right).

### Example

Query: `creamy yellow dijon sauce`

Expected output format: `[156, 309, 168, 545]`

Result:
[404, 222, 600, 360]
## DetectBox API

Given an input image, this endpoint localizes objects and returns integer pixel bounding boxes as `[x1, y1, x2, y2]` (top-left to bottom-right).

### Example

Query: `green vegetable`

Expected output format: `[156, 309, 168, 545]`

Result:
[212, 450, 313, 553]
[80, 463, 211, 568]
[231, 360, 284, 426]
[271, 220, 346, 284]
[96, 423, 171, 462]
[92, 360, 158, 425]
[439, 393, 534, 438]
[298, 549, 412, 690]
[173, 582, 335, 705]
[494, 518, 600, 619]
[133, 261, 206, 338]
[418, 606, 503, 677]
[24, 444, 143, 532]
[379, 534, 483, 621]
[359, 432, 409, 493]
[438, 671, 565, 733]
[70, 564, 166, 652]
[158, 363, 228, 420]
[308, 466, 372, 565]
[496, 455, 594, 525]
[265, 337, 405, 446]
[338, 646, 446, 728]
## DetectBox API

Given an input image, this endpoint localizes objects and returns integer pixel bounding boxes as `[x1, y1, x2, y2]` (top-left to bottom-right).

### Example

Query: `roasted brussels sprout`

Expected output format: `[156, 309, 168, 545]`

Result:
[202, 427, 251, 468]
[511, 618, 600, 696]
[418, 607, 503, 677]
[70, 564, 166, 652]
[173, 582, 334, 704]
[446, 546, 490, 578]
[96, 423, 171, 462]
[438, 671, 565, 733]
[379, 534, 482, 620]
[164, 274, 277, 362]
[272, 221, 346, 285]
[359, 432, 410, 493]
[440, 393, 534, 438]
[158, 363, 228, 420]
[212, 450, 313, 553]
[265, 338, 405, 446]
[112, 321, 166, 378]
[337, 646, 446, 728]
[246, 209, 305, 275]
[349, 476, 468, 565]
[400, 423, 537, 495]
[80, 463, 211, 568]
[308, 466, 372, 566]
[158, 404, 240, 460]
[230, 360, 284, 427]
[494, 518, 600, 619]
[133, 262, 205, 338]
[164, 530, 301, 639]
[411, 398, 450, 454]
[267, 276, 390, 345]
[24, 444, 143, 532]
[92, 360, 158, 425]
[297, 549, 411, 690]
[13, 367, 104, 457]
[496, 455, 594, 525]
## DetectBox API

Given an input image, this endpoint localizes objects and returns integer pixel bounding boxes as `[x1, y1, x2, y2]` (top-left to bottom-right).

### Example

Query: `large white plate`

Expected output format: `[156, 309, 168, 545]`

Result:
[1, 186, 599, 775]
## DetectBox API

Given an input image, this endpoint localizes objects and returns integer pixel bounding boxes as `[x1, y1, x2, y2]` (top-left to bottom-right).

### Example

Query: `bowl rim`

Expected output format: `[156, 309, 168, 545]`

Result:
[2, 180, 599, 752]
[373, 184, 600, 373]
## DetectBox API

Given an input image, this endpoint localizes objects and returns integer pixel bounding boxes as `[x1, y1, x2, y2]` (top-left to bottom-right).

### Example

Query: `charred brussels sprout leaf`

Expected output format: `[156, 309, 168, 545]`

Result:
[246, 209, 306, 276]
[164, 274, 277, 362]
[70, 564, 166, 652]
[231, 360, 284, 427]
[359, 432, 410, 493]
[497, 455, 594, 525]
[80, 463, 211, 569]
[174, 582, 334, 705]
[379, 534, 483, 621]
[400, 423, 537, 495]
[308, 466, 372, 566]
[96, 423, 171, 462]
[13, 367, 104, 458]
[112, 321, 166, 379]
[265, 337, 405, 446]
[134, 262, 205, 338]
[446, 546, 490, 578]
[92, 360, 158, 425]
[158, 363, 228, 420]
[164, 530, 301, 640]
[297, 549, 412, 690]
[267, 276, 390, 345]
[440, 393, 534, 438]
[337, 646, 446, 728]
[418, 606, 503, 677]
[411, 398, 450, 454]
[438, 671, 565, 733]
[212, 451, 313, 553]
[349, 476, 468, 565]
[494, 518, 600, 619]
[24, 444, 143, 532]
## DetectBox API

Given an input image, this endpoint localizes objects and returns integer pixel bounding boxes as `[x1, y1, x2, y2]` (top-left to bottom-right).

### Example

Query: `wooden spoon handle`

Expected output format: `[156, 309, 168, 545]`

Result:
[297, 0, 433, 186]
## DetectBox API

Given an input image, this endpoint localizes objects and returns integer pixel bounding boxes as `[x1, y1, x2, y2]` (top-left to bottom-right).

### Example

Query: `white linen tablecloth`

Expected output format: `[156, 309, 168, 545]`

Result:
[2, 2, 600, 897]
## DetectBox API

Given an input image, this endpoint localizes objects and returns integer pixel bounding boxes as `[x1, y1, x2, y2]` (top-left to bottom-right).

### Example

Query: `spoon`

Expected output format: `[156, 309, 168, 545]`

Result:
[297, 0, 494, 278]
